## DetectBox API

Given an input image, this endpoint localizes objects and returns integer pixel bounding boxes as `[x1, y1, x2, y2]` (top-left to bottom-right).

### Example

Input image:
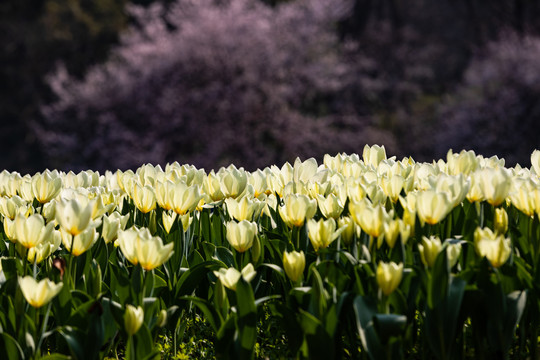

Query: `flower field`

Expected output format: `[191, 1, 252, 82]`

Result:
[1, 145, 540, 359]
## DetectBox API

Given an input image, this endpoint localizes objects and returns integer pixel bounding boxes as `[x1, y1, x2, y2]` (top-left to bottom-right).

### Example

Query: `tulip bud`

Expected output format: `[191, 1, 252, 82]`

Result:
[494, 208, 508, 234]
[418, 236, 442, 268]
[156, 309, 167, 328]
[283, 250, 305, 282]
[124, 305, 144, 336]
[376, 261, 403, 296]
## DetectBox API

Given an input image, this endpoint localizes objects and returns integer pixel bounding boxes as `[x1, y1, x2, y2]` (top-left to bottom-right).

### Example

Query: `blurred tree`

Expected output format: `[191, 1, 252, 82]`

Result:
[39, 0, 396, 171]
[0, 0, 128, 172]
[434, 32, 540, 166]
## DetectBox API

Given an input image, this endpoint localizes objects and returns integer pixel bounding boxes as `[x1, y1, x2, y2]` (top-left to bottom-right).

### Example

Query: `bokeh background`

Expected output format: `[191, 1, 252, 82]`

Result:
[2, 0, 540, 173]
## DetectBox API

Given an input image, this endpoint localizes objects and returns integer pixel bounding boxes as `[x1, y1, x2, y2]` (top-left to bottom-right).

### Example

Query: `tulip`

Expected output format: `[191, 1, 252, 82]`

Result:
[219, 166, 248, 199]
[19, 276, 63, 308]
[446, 149, 478, 175]
[307, 218, 344, 252]
[363, 144, 387, 168]
[531, 149, 540, 176]
[61, 226, 99, 256]
[478, 167, 512, 207]
[283, 250, 305, 282]
[379, 174, 405, 203]
[225, 196, 262, 222]
[15, 213, 55, 249]
[279, 194, 317, 228]
[225, 220, 258, 253]
[338, 216, 358, 246]
[27, 230, 61, 264]
[494, 208, 508, 234]
[162, 210, 177, 234]
[32, 171, 62, 204]
[474, 227, 511, 268]
[132, 183, 156, 214]
[213, 263, 257, 291]
[418, 236, 442, 268]
[124, 305, 144, 336]
[116, 227, 174, 270]
[316, 193, 344, 219]
[416, 190, 453, 225]
[169, 182, 202, 215]
[102, 212, 130, 244]
[55, 197, 94, 236]
[0, 195, 28, 220]
[349, 199, 392, 238]
[376, 261, 403, 296]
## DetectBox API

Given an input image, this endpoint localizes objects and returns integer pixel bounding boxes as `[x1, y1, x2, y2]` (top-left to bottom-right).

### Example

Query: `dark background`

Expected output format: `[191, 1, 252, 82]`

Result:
[2, 0, 540, 173]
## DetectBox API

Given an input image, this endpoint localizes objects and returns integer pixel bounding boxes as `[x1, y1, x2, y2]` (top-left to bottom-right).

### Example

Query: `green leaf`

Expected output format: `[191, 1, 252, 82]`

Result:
[0, 332, 23, 360]
[180, 296, 221, 333]
[235, 277, 257, 360]
[352, 296, 384, 360]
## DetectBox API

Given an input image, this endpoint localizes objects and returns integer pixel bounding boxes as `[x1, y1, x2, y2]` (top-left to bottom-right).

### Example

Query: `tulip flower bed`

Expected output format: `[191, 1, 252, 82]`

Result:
[2, 145, 540, 359]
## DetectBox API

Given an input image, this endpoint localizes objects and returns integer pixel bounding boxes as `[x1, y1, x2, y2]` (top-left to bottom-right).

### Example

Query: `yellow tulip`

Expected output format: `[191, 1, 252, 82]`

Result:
[0, 195, 28, 220]
[124, 305, 144, 336]
[19, 276, 63, 308]
[31, 171, 62, 204]
[283, 250, 305, 282]
[474, 227, 511, 268]
[27, 229, 61, 264]
[307, 218, 344, 252]
[316, 193, 344, 219]
[349, 199, 392, 238]
[135, 233, 174, 271]
[132, 182, 156, 214]
[102, 212, 130, 244]
[14, 214, 54, 249]
[416, 190, 453, 225]
[418, 236, 442, 268]
[162, 210, 177, 234]
[213, 263, 256, 291]
[61, 226, 99, 256]
[478, 167, 512, 207]
[225, 196, 262, 222]
[509, 178, 537, 217]
[55, 197, 94, 236]
[219, 165, 248, 199]
[279, 194, 317, 228]
[248, 169, 269, 197]
[494, 208, 508, 234]
[379, 175, 405, 203]
[116, 227, 173, 270]
[169, 182, 202, 215]
[363, 144, 387, 168]
[338, 216, 358, 246]
[376, 261, 403, 296]
[446, 149, 478, 175]
[225, 220, 258, 253]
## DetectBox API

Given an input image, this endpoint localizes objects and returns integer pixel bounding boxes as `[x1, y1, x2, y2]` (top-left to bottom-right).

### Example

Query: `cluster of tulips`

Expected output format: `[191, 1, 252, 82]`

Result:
[1, 145, 540, 359]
